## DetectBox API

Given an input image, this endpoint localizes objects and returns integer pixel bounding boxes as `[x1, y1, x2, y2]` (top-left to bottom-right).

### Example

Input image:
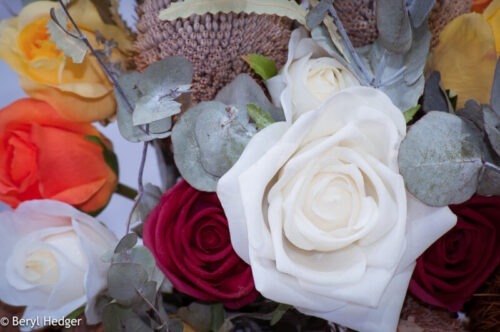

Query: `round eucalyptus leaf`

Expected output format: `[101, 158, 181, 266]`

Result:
[399, 111, 484, 206]
[108, 263, 148, 305]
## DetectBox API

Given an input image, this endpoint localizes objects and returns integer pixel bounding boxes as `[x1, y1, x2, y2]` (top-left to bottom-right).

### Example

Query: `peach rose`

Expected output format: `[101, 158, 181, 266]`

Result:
[0, 0, 132, 122]
[0, 98, 117, 213]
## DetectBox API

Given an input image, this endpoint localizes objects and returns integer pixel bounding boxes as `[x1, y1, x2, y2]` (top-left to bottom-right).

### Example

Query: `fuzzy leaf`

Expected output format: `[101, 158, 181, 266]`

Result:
[403, 105, 421, 123]
[491, 58, 500, 116]
[484, 106, 500, 155]
[456, 100, 484, 131]
[46, 8, 87, 63]
[247, 103, 274, 129]
[108, 263, 148, 305]
[422, 72, 452, 113]
[399, 111, 484, 206]
[172, 101, 256, 192]
[215, 73, 284, 122]
[306, 0, 332, 29]
[242, 54, 277, 80]
[406, 0, 436, 28]
[376, 0, 412, 53]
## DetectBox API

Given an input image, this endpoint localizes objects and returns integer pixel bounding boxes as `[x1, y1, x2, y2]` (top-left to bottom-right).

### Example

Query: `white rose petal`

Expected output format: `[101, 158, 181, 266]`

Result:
[266, 28, 360, 122]
[217, 87, 457, 332]
[0, 200, 118, 330]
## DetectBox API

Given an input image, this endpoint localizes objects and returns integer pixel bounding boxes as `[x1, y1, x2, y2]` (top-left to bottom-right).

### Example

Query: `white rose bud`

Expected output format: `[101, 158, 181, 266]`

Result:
[267, 28, 359, 122]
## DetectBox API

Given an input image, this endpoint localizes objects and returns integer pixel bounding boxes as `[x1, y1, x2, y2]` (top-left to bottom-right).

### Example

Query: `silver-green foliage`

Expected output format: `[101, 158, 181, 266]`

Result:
[116, 56, 192, 142]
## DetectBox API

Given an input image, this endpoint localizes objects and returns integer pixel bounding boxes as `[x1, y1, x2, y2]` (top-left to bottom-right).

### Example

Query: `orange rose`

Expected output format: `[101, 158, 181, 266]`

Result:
[0, 98, 118, 213]
[0, 0, 132, 122]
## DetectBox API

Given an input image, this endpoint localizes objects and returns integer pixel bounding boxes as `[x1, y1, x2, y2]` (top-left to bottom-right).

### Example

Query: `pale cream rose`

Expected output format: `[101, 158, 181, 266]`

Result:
[0, 0, 132, 122]
[217, 87, 456, 332]
[0, 200, 118, 329]
[266, 28, 359, 122]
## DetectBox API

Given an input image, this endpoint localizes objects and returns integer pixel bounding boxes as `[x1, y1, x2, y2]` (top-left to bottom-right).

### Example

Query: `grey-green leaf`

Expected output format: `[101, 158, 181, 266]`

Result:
[210, 303, 225, 332]
[306, 0, 332, 29]
[108, 263, 148, 305]
[423, 72, 452, 113]
[130, 183, 163, 224]
[47, 8, 87, 63]
[399, 112, 484, 206]
[484, 106, 500, 155]
[172, 101, 256, 192]
[215, 74, 284, 122]
[456, 100, 484, 131]
[477, 162, 500, 196]
[407, 0, 436, 28]
[114, 233, 138, 253]
[491, 58, 500, 116]
[376, 0, 412, 54]
[270, 304, 292, 326]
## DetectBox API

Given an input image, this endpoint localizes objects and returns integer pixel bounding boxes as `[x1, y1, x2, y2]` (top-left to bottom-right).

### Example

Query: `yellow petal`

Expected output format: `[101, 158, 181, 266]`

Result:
[484, 0, 500, 54]
[428, 13, 497, 108]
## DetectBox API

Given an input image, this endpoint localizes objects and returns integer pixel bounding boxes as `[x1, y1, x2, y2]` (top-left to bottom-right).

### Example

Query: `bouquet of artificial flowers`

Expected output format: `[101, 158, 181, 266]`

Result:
[0, 0, 498, 331]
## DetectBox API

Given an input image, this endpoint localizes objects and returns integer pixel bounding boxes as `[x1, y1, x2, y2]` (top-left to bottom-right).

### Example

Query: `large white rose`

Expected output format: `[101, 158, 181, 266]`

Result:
[266, 28, 359, 122]
[0, 200, 118, 330]
[217, 87, 456, 332]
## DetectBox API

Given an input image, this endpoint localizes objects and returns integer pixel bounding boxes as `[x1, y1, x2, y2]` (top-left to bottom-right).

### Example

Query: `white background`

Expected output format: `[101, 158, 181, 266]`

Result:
[0, 0, 162, 237]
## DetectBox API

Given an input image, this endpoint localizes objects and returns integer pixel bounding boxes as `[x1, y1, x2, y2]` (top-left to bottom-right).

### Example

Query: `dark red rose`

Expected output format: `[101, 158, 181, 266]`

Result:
[409, 195, 500, 311]
[143, 180, 259, 309]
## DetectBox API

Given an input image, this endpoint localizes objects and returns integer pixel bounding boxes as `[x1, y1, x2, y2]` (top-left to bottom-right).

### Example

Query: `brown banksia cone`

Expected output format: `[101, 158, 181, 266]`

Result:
[334, 0, 378, 47]
[134, 0, 293, 102]
[428, 0, 473, 49]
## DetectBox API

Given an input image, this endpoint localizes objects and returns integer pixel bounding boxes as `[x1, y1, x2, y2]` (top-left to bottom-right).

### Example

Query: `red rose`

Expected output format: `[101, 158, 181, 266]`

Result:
[143, 180, 259, 309]
[409, 195, 500, 311]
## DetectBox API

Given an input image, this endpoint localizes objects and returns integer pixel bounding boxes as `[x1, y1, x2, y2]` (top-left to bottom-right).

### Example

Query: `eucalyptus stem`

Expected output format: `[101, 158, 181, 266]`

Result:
[126, 142, 149, 235]
[115, 183, 138, 200]
[327, 4, 374, 84]
[484, 161, 500, 174]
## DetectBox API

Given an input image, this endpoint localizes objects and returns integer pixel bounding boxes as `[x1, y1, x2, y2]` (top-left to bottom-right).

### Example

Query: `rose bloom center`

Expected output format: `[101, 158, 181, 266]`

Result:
[18, 17, 61, 61]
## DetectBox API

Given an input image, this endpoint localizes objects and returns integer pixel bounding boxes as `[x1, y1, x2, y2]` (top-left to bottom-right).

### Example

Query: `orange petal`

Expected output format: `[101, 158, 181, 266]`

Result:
[428, 13, 497, 107]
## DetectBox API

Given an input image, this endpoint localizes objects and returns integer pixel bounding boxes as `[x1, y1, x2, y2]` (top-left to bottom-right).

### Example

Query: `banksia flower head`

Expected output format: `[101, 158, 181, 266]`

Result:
[334, 0, 378, 47]
[134, 0, 292, 102]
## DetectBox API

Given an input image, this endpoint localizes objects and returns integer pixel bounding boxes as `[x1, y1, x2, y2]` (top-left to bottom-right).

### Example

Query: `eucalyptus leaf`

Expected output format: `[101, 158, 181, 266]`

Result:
[132, 280, 158, 312]
[376, 0, 412, 54]
[177, 303, 212, 332]
[114, 233, 138, 253]
[46, 8, 87, 63]
[130, 183, 163, 224]
[306, 0, 332, 29]
[102, 303, 152, 332]
[491, 58, 500, 116]
[406, 0, 436, 28]
[399, 111, 484, 206]
[172, 101, 256, 192]
[116, 56, 192, 142]
[456, 100, 484, 131]
[422, 72, 451, 113]
[477, 162, 500, 196]
[215, 74, 284, 122]
[130, 246, 156, 277]
[484, 106, 500, 155]
[108, 263, 148, 305]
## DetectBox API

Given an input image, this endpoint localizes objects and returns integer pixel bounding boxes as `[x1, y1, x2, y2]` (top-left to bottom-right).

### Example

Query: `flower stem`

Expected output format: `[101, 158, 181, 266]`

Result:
[115, 183, 138, 200]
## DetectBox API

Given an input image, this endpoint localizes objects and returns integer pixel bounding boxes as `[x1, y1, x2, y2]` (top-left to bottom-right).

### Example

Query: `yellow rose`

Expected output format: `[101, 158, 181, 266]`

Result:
[428, 11, 497, 108]
[484, 0, 500, 55]
[0, 0, 132, 122]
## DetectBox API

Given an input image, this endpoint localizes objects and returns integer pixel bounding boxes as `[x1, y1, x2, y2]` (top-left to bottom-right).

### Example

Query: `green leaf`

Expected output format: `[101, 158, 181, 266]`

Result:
[65, 305, 85, 320]
[210, 303, 225, 332]
[403, 105, 421, 124]
[46, 8, 87, 63]
[114, 233, 138, 253]
[177, 303, 212, 332]
[242, 54, 277, 80]
[84, 135, 119, 176]
[247, 103, 275, 129]
[399, 111, 485, 206]
[270, 304, 292, 326]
